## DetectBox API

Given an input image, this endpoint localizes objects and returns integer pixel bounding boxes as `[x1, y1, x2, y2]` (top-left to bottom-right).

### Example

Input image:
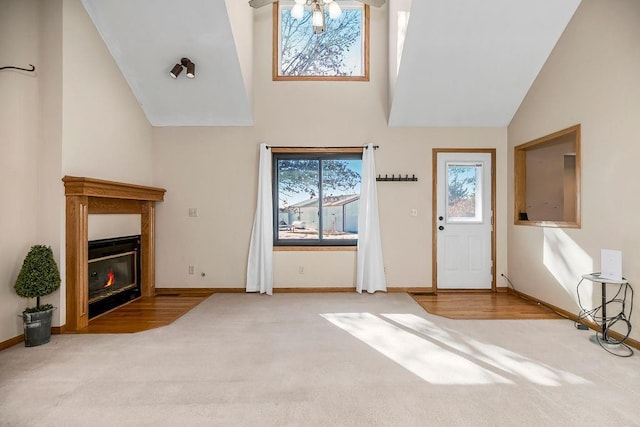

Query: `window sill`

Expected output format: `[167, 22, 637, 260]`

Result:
[515, 220, 581, 229]
[273, 246, 357, 252]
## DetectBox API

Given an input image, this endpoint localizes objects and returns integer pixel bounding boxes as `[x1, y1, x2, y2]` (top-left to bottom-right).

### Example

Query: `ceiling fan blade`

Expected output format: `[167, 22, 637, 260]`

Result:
[249, 0, 385, 9]
[356, 0, 386, 7]
[248, 0, 276, 8]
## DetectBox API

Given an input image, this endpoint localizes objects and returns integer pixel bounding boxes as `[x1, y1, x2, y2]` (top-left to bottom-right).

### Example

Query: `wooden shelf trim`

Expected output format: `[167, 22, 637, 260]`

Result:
[63, 176, 166, 201]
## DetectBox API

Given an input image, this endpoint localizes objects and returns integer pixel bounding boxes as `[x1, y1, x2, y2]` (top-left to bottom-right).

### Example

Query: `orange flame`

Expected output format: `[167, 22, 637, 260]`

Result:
[103, 268, 115, 288]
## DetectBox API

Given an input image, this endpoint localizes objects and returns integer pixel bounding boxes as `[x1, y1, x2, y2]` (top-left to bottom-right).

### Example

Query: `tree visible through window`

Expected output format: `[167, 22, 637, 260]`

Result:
[447, 163, 482, 223]
[274, 1, 369, 80]
[274, 152, 362, 246]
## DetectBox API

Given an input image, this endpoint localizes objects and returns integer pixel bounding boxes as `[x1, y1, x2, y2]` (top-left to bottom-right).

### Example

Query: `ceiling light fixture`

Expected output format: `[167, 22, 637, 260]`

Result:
[169, 63, 182, 78]
[291, 0, 342, 34]
[169, 57, 196, 79]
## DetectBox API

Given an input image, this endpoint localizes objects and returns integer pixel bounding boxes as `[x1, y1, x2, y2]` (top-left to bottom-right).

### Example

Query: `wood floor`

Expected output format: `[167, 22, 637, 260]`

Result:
[68, 289, 215, 334]
[412, 291, 564, 320]
[66, 290, 561, 334]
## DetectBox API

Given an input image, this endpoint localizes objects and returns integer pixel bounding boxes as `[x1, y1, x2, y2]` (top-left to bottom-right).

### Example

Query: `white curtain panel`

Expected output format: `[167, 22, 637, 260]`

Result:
[356, 144, 387, 293]
[246, 144, 273, 295]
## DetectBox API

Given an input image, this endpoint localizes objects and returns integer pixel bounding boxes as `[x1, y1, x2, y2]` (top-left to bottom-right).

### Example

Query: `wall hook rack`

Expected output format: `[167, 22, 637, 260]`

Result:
[376, 174, 418, 182]
[0, 64, 36, 73]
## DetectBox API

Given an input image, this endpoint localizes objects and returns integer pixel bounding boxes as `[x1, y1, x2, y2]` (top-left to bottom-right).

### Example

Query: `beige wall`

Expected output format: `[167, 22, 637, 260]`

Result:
[0, 0, 41, 343]
[61, 1, 153, 185]
[61, 0, 152, 257]
[38, 0, 65, 327]
[224, 0, 253, 109]
[152, 5, 508, 290]
[0, 0, 153, 343]
[508, 0, 640, 340]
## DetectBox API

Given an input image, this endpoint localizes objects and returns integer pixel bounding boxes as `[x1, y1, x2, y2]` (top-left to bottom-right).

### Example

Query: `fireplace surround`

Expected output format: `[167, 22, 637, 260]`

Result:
[63, 176, 166, 331]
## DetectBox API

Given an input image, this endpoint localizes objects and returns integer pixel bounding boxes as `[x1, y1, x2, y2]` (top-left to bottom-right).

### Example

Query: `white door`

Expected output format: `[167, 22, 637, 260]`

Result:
[436, 152, 493, 289]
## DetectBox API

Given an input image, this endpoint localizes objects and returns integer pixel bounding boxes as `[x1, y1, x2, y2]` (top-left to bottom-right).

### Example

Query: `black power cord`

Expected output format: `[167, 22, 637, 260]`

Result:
[502, 273, 635, 357]
[501, 273, 517, 291]
[576, 275, 634, 357]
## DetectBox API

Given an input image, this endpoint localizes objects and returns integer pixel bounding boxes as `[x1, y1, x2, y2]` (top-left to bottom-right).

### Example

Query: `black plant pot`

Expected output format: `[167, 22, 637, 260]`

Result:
[23, 308, 54, 347]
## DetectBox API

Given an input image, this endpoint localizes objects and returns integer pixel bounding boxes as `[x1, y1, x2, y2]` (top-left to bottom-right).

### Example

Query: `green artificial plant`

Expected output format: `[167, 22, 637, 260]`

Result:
[14, 245, 61, 313]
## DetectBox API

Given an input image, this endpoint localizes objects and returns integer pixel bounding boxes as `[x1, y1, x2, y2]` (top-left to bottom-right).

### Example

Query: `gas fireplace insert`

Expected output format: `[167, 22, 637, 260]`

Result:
[88, 235, 141, 318]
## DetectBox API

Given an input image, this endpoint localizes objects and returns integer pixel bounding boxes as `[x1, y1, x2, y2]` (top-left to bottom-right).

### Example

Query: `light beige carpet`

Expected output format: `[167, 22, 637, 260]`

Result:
[1, 292, 639, 426]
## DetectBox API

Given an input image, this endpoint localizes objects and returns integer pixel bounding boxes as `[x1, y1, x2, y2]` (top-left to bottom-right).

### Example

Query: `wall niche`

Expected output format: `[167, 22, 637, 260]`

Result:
[514, 124, 581, 228]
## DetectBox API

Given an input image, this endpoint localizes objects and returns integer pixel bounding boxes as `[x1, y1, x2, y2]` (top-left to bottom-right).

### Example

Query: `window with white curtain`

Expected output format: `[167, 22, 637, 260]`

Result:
[273, 150, 362, 246]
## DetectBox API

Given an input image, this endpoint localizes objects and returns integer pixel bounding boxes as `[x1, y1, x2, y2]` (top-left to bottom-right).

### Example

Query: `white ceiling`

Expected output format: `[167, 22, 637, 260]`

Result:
[389, 0, 581, 127]
[81, 0, 253, 126]
[81, 0, 581, 128]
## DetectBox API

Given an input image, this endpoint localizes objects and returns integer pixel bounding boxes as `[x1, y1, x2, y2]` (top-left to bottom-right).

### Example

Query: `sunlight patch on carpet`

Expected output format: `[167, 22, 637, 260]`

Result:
[321, 312, 511, 385]
[383, 313, 589, 386]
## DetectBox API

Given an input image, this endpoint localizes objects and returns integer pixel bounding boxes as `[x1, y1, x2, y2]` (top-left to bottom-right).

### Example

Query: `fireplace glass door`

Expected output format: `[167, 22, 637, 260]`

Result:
[87, 235, 141, 319]
[88, 251, 137, 304]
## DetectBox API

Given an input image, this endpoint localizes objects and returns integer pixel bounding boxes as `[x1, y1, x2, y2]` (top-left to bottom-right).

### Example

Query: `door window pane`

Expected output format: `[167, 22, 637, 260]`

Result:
[446, 163, 483, 223]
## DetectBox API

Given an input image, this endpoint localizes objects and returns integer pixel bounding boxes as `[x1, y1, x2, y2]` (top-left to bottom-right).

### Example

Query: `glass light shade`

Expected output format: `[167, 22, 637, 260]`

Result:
[312, 7, 323, 27]
[291, 4, 304, 19]
[328, 1, 341, 19]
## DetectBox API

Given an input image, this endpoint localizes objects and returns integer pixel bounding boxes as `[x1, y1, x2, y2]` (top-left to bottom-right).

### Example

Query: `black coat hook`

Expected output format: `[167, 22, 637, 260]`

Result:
[376, 173, 418, 182]
[0, 64, 36, 72]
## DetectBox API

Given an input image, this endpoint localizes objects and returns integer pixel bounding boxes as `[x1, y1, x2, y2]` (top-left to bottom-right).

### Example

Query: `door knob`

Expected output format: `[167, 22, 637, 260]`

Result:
[439, 216, 444, 221]
[438, 225, 444, 231]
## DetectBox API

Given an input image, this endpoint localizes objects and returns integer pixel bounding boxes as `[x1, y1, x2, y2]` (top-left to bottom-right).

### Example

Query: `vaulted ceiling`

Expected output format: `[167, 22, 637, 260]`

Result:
[81, 0, 581, 127]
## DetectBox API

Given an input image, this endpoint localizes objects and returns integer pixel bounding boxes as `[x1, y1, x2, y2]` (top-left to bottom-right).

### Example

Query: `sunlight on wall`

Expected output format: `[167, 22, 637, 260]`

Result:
[396, 11, 410, 74]
[322, 313, 589, 386]
[543, 228, 593, 304]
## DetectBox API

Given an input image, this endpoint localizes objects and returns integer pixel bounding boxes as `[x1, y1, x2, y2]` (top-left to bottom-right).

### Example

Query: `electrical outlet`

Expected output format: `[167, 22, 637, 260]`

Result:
[298, 266, 304, 274]
[410, 208, 418, 217]
[188, 208, 198, 217]
[188, 265, 195, 275]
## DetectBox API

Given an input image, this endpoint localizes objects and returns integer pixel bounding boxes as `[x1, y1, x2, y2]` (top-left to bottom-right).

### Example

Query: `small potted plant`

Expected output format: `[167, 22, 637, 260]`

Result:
[14, 245, 61, 347]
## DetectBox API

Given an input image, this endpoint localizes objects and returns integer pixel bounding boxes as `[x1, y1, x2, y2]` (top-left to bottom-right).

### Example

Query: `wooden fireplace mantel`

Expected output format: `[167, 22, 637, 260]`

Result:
[63, 176, 166, 331]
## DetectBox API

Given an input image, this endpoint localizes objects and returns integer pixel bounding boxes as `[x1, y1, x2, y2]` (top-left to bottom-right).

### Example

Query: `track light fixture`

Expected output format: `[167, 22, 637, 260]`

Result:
[169, 57, 196, 79]
[169, 63, 183, 78]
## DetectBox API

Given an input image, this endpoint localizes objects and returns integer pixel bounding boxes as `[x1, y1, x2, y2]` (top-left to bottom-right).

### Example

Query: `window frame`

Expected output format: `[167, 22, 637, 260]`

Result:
[272, 0, 370, 81]
[514, 124, 581, 228]
[272, 147, 363, 248]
